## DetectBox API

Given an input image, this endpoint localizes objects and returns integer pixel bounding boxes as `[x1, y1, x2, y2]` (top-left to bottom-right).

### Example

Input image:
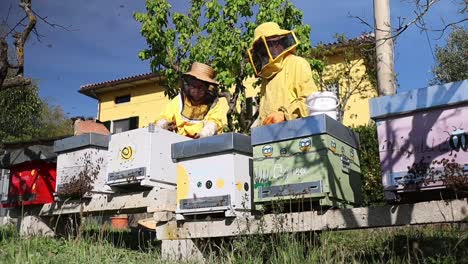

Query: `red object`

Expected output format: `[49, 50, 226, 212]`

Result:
[110, 216, 129, 230]
[2, 161, 56, 208]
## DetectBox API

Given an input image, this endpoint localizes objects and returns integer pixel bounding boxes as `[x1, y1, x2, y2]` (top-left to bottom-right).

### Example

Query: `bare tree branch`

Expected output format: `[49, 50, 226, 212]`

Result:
[5, 4, 13, 22]
[4, 16, 27, 38]
[432, 17, 468, 39]
[348, 13, 373, 30]
[14, 0, 37, 77]
[32, 26, 45, 42]
[32, 10, 75, 31]
[350, 0, 467, 42]
[1, 76, 31, 90]
[1, 0, 75, 89]
[389, 0, 438, 40]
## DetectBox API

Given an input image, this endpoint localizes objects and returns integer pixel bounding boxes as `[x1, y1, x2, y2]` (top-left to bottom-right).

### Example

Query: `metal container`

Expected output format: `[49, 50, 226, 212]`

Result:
[370, 80, 468, 202]
[173, 133, 252, 219]
[54, 133, 111, 198]
[106, 126, 189, 189]
[252, 114, 362, 208]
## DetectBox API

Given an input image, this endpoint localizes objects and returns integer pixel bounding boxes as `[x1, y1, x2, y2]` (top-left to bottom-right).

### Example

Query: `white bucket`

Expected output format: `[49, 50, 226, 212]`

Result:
[306, 91, 339, 120]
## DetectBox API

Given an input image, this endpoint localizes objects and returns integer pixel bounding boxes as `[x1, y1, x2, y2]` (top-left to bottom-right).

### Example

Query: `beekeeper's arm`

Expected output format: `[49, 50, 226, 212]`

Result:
[279, 57, 317, 120]
[198, 99, 224, 138]
[155, 96, 178, 131]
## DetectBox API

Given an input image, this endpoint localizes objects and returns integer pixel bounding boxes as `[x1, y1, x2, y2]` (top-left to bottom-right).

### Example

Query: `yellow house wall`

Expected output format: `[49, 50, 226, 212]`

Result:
[322, 53, 377, 127]
[97, 82, 168, 127]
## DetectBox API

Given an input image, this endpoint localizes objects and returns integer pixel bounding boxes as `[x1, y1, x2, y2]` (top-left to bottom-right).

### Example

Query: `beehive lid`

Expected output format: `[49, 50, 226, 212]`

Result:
[370, 80, 468, 120]
[0, 144, 56, 168]
[251, 114, 359, 149]
[172, 133, 252, 161]
[54, 133, 109, 153]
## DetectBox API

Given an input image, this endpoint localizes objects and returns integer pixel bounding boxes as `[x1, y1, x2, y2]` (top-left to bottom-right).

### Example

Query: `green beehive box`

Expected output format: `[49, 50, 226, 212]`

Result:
[251, 114, 362, 208]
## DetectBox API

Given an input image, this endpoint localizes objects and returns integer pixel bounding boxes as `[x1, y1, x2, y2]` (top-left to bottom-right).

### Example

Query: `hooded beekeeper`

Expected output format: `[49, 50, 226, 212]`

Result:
[248, 22, 318, 125]
[155, 62, 224, 138]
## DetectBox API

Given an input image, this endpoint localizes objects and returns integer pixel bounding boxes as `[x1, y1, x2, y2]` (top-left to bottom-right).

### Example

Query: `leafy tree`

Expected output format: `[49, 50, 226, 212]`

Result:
[431, 27, 468, 85]
[35, 98, 73, 140]
[352, 123, 384, 206]
[0, 81, 72, 145]
[135, 0, 313, 132]
[0, 81, 42, 144]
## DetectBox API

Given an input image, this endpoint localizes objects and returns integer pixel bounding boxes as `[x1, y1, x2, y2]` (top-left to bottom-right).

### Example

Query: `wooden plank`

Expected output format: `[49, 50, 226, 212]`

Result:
[37, 188, 176, 216]
[156, 199, 468, 240]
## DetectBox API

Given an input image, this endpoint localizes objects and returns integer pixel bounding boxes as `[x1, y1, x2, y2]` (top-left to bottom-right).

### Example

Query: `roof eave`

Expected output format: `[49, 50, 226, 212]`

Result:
[79, 74, 165, 100]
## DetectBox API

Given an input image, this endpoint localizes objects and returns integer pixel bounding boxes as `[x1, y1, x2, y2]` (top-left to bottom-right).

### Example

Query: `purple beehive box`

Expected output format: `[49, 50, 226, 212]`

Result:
[370, 80, 468, 202]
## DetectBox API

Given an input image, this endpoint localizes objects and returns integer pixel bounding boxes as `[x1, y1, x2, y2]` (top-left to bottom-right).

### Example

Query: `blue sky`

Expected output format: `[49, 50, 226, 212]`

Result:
[1, 0, 465, 118]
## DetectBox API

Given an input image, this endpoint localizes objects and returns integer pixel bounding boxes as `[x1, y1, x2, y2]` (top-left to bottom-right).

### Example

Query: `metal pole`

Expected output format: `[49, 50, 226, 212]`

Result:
[374, 0, 396, 95]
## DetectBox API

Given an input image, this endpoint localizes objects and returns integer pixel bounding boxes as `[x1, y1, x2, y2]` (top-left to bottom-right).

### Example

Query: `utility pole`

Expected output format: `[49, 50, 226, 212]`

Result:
[374, 0, 396, 95]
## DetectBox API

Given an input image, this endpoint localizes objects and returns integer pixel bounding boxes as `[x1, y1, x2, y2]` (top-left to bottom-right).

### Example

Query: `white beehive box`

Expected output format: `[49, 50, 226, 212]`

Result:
[54, 133, 112, 199]
[106, 125, 190, 189]
[173, 133, 253, 220]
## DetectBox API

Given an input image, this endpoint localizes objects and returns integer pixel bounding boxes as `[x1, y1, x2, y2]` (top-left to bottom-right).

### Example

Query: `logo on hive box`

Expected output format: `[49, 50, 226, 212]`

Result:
[449, 128, 468, 151]
[120, 146, 134, 160]
[262, 145, 273, 157]
[299, 138, 312, 152]
[330, 139, 337, 153]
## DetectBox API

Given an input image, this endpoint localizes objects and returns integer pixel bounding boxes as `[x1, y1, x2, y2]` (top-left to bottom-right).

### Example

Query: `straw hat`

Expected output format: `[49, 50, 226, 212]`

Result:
[252, 22, 291, 44]
[183, 62, 219, 85]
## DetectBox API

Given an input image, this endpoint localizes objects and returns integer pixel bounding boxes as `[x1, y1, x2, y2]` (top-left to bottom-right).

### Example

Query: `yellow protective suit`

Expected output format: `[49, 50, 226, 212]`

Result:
[155, 94, 224, 138]
[258, 53, 318, 124]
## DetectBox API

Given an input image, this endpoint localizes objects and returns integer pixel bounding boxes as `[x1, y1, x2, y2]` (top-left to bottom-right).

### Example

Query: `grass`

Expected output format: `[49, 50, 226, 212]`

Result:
[207, 224, 468, 263]
[0, 224, 163, 264]
[0, 222, 466, 263]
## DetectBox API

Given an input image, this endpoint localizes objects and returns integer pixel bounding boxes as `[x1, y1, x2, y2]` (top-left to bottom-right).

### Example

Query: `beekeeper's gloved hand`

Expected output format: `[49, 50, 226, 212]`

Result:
[198, 121, 217, 138]
[262, 111, 285, 125]
[156, 119, 178, 132]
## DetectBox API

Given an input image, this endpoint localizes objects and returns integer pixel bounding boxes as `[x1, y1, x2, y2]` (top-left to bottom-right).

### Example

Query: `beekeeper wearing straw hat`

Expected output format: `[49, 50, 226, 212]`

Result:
[155, 62, 223, 138]
[248, 22, 318, 125]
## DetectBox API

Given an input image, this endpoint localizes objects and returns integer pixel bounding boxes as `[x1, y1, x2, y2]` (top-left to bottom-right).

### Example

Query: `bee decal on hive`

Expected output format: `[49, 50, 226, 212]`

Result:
[331, 139, 337, 153]
[120, 146, 134, 160]
[299, 138, 312, 152]
[449, 127, 467, 151]
[262, 145, 273, 157]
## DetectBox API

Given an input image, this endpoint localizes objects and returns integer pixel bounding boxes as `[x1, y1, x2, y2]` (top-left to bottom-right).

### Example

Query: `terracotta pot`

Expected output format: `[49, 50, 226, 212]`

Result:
[110, 215, 129, 230]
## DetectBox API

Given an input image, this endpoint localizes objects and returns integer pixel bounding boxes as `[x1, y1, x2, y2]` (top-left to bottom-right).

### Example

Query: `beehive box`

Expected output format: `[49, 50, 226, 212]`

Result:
[370, 80, 468, 202]
[106, 126, 189, 189]
[252, 114, 362, 209]
[54, 133, 111, 199]
[172, 133, 252, 219]
[0, 143, 57, 207]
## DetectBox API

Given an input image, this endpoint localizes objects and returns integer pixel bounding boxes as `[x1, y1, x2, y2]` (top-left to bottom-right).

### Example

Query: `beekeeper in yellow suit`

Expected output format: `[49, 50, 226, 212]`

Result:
[248, 22, 318, 125]
[155, 62, 223, 138]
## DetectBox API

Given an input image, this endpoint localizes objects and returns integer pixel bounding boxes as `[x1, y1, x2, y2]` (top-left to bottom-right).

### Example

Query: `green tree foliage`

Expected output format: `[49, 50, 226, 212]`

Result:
[0, 82, 42, 144]
[0, 83, 72, 145]
[352, 123, 385, 206]
[135, 0, 313, 132]
[35, 98, 73, 140]
[431, 27, 468, 85]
